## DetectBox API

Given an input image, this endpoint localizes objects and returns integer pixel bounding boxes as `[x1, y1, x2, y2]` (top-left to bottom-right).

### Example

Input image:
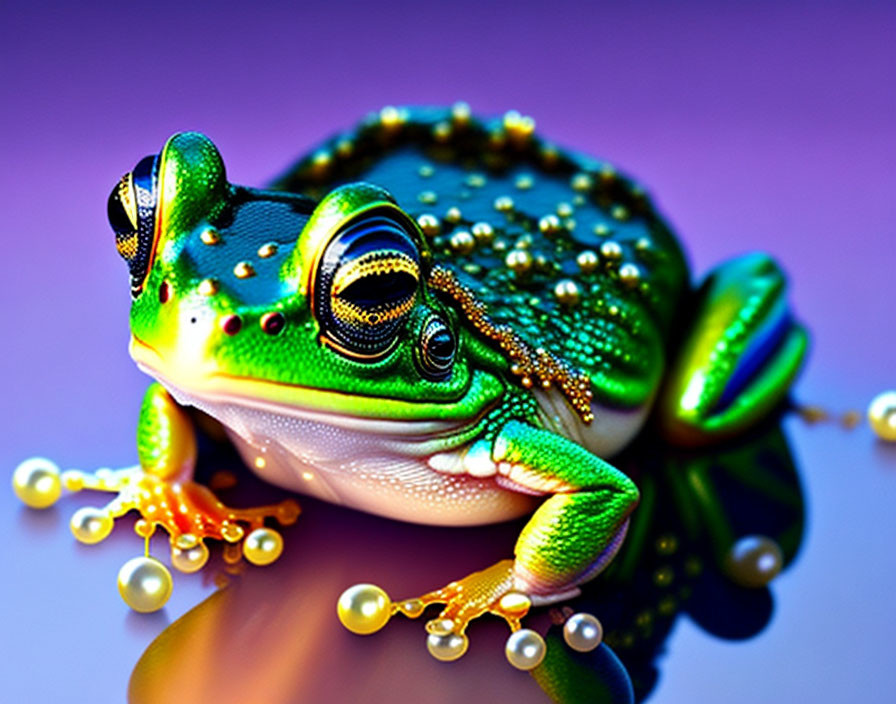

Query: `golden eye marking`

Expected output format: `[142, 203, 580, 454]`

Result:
[118, 173, 138, 230]
[331, 251, 419, 297]
[115, 232, 139, 260]
[330, 294, 417, 327]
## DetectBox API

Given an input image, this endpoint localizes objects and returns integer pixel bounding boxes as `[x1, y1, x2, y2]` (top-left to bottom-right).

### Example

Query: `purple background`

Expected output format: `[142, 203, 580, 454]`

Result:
[2, 1, 894, 702]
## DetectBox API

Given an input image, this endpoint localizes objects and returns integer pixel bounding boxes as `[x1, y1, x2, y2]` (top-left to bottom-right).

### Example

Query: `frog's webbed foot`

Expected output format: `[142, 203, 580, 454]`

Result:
[12, 384, 299, 612]
[338, 421, 636, 669]
[658, 253, 809, 446]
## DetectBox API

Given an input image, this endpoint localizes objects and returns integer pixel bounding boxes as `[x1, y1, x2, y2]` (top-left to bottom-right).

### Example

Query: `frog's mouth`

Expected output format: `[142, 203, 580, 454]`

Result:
[129, 335, 490, 448]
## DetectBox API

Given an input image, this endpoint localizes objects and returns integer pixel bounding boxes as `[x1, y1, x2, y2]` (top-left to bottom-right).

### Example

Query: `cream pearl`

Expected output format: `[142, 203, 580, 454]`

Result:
[242, 527, 283, 566]
[70, 507, 113, 544]
[117, 556, 173, 613]
[426, 632, 469, 661]
[563, 612, 603, 652]
[505, 629, 546, 670]
[337, 584, 392, 635]
[12, 457, 62, 509]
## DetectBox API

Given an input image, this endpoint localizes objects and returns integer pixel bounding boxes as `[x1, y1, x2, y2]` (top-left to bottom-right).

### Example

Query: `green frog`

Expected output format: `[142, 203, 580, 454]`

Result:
[12, 104, 807, 669]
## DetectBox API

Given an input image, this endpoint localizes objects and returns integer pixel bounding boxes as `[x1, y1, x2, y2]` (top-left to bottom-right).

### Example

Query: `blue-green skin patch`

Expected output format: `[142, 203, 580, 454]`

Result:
[123, 106, 807, 608]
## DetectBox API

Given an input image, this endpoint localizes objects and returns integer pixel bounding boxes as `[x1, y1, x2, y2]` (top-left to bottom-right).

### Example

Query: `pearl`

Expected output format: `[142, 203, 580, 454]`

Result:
[449, 231, 475, 255]
[539, 214, 562, 235]
[725, 535, 783, 588]
[337, 583, 392, 635]
[12, 457, 62, 509]
[505, 629, 546, 670]
[197, 278, 219, 296]
[506, 249, 533, 275]
[70, 507, 113, 544]
[494, 196, 514, 212]
[258, 243, 278, 258]
[417, 214, 440, 237]
[619, 263, 642, 287]
[571, 173, 593, 192]
[234, 261, 255, 279]
[242, 527, 283, 566]
[426, 631, 469, 661]
[869, 391, 896, 441]
[200, 228, 220, 245]
[498, 592, 531, 617]
[117, 556, 173, 613]
[576, 250, 599, 273]
[600, 241, 623, 261]
[171, 533, 209, 573]
[554, 279, 581, 306]
[471, 221, 495, 244]
[563, 612, 603, 652]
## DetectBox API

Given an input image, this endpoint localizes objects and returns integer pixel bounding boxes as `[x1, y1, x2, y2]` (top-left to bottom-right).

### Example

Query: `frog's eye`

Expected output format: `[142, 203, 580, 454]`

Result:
[314, 213, 420, 359]
[416, 315, 456, 381]
[108, 155, 159, 297]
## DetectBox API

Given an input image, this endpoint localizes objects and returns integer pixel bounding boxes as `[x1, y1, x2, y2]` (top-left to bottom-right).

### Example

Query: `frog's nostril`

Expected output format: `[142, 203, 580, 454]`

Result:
[220, 315, 242, 335]
[158, 281, 171, 304]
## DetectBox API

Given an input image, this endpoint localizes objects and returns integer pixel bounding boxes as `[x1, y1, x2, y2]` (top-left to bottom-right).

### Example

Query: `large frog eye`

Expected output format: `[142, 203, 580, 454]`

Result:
[314, 213, 420, 358]
[108, 154, 159, 297]
[416, 315, 456, 381]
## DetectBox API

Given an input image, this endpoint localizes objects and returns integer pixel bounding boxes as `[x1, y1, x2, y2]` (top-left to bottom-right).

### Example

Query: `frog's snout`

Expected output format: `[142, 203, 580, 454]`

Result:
[108, 154, 160, 298]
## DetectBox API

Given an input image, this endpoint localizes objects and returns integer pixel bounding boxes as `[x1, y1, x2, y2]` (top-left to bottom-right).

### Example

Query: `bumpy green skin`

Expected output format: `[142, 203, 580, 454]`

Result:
[122, 106, 806, 601]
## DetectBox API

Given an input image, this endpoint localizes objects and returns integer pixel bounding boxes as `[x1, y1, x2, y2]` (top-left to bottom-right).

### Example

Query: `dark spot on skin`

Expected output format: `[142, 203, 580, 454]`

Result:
[221, 315, 242, 335]
[158, 281, 170, 303]
[261, 312, 285, 335]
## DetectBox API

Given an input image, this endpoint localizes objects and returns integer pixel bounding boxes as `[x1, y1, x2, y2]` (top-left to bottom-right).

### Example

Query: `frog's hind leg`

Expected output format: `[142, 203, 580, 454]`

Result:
[26, 383, 299, 601]
[338, 421, 639, 669]
[658, 253, 808, 447]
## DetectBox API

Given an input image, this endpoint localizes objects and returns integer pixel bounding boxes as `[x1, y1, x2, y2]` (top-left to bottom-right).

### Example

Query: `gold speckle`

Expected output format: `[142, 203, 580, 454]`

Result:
[593, 223, 612, 237]
[611, 205, 630, 221]
[503, 110, 536, 141]
[419, 164, 435, 178]
[310, 150, 332, 178]
[200, 229, 220, 245]
[444, 206, 462, 224]
[571, 173, 593, 192]
[573, 195, 586, 206]
[576, 250, 599, 273]
[417, 214, 441, 237]
[379, 105, 405, 129]
[505, 249, 533, 275]
[449, 230, 475, 255]
[635, 237, 651, 253]
[619, 263, 642, 287]
[599, 165, 617, 183]
[493, 238, 508, 252]
[515, 234, 533, 249]
[465, 173, 486, 188]
[451, 101, 471, 124]
[515, 174, 534, 190]
[556, 202, 574, 218]
[335, 138, 354, 158]
[600, 240, 623, 261]
[494, 196, 514, 212]
[234, 261, 255, 279]
[608, 305, 620, 317]
[540, 144, 559, 168]
[539, 214, 562, 235]
[869, 391, 896, 441]
[433, 121, 453, 142]
[197, 278, 219, 296]
[554, 279, 581, 306]
[471, 222, 495, 244]
[418, 190, 438, 205]
[258, 242, 278, 258]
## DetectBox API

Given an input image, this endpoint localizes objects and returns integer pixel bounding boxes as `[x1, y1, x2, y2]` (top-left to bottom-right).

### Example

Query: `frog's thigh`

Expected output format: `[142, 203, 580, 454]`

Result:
[493, 421, 640, 599]
[658, 253, 808, 447]
[138, 382, 197, 480]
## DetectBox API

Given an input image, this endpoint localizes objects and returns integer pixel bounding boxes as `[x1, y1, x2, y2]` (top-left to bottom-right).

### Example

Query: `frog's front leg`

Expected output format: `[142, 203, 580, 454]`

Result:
[658, 253, 809, 446]
[338, 420, 638, 669]
[14, 383, 299, 609]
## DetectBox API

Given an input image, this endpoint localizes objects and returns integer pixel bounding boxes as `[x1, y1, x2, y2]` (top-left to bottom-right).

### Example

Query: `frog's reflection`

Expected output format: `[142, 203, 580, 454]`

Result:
[128, 414, 803, 704]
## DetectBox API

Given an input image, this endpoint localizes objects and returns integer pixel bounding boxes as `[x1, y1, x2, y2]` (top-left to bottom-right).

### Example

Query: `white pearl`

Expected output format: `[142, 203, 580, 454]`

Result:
[12, 457, 62, 509]
[505, 629, 546, 670]
[725, 535, 783, 587]
[869, 391, 896, 441]
[117, 556, 173, 613]
[563, 612, 603, 652]
[426, 632, 468, 661]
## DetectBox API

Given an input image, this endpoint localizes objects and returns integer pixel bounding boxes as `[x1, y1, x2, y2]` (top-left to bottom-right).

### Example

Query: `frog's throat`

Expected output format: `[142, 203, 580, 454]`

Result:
[129, 336, 490, 444]
[427, 265, 595, 423]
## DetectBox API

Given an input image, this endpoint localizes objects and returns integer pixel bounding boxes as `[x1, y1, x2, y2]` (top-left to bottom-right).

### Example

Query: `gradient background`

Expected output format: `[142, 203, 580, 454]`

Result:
[2, 1, 894, 702]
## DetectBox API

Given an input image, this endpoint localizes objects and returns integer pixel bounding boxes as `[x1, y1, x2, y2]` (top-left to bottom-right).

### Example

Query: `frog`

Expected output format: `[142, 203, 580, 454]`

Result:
[12, 104, 808, 669]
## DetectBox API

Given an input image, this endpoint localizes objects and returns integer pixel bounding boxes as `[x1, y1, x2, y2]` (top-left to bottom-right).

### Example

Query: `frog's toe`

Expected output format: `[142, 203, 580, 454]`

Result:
[659, 253, 808, 446]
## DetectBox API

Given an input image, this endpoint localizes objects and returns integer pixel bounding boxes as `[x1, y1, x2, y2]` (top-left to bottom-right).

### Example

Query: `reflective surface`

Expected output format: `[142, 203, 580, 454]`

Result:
[2, 1, 894, 702]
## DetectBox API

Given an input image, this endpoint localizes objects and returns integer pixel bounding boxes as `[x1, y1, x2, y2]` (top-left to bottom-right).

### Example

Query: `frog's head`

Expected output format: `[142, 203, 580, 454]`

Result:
[108, 133, 503, 424]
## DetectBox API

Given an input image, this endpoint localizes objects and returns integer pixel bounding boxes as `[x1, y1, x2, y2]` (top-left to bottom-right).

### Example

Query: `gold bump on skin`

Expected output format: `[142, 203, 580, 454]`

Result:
[417, 213, 441, 237]
[515, 234, 533, 249]
[379, 105, 406, 129]
[503, 110, 536, 141]
[611, 205, 630, 221]
[505, 249, 533, 275]
[418, 190, 438, 204]
[540, 144, 559, 167]
[600, 240, 623, 261]
[465, 173, 486, 188]
[234, 261, 255, 279]
[576, 250, 599, 273]
[419, 164, 435, 178]
[451, 101, 471, 125]
[869, 391, 896, 441]
[594, 223, 612, 237]
[335, 138, 354, 158]
[444, 206, 462, 224]
[635, 237, 651, 253]
[554, 279, 581, 306]
[515, 174, 534, 190]
[600, 165, 617, 183]
[258, 242, 278, 258]
[494, 196, 514, 212]
[539, 214, 562, 235]
[556, 202, 574, 218]
[428, 266, 593, 423]
[449, 230, 475, 255]
[571, 173, 593, 192]
[619, 263, 642, 287]
[310, 150, 332, 178]
[200, 229, 221, 245]
[471, 221, 495, 244]
[573, 194, 586, 206]
[198, 278, 219, 296]
[433, 121, 453, 142]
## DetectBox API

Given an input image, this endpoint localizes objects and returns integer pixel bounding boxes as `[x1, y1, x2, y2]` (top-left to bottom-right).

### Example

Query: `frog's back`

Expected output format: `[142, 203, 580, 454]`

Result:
[273, 106, 690, 412]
